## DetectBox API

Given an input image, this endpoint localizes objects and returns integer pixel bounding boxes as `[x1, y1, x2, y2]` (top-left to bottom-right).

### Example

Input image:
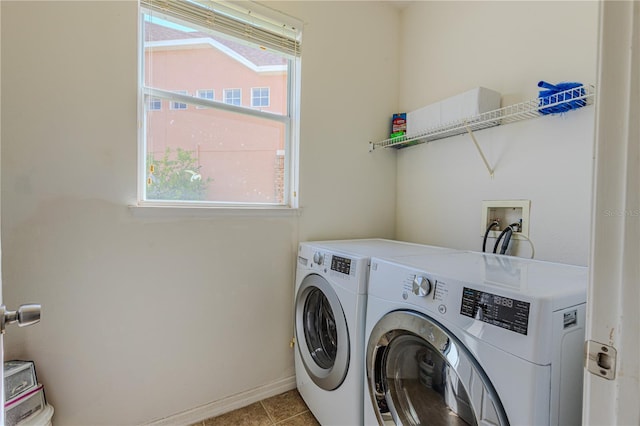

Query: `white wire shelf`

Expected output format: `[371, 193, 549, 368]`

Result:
[369, 84, 596, 151]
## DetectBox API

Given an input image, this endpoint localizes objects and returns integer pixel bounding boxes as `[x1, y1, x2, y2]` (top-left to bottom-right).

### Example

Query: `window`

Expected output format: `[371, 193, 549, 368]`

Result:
[148, 97, 162, 111]
[139, 0, 301, 207]
[170, 91, 188, 110]
[223, 89, 241, 106]
[197, 89, 214, 101]
[196, 89, 214, 109]
[252, 87, 270, 108]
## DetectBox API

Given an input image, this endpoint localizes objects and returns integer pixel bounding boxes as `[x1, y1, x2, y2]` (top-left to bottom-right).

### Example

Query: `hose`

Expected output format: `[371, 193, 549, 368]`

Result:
[493, 227, 513, 254]
[493, 222, 521, 255]
[482, 221, 500, 252]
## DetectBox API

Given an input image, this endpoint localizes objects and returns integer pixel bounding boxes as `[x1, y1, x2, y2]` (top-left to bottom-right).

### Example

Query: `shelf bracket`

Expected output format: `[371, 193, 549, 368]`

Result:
[464, 122, 494, 178]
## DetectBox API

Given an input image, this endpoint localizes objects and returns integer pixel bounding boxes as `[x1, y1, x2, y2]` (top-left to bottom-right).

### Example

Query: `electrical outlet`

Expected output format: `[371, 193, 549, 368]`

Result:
[481, 200, 530, 240]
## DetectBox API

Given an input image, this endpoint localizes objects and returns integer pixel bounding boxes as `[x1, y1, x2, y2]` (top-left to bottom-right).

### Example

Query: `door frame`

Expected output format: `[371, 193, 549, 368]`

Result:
[0, 2, 5, 423]
[584, 1, 640, 424]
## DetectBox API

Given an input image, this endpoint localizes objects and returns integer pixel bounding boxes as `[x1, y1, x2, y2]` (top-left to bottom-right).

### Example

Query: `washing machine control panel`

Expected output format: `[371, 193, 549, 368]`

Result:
[330, 255, 352, 275]
[402, 274, 443, 313]
[460, 287, 531, 335]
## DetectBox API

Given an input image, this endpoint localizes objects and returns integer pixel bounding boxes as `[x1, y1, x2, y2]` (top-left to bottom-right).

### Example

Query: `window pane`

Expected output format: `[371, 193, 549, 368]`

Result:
[145, 98, 286, 204]
[144, 16, 289, 116]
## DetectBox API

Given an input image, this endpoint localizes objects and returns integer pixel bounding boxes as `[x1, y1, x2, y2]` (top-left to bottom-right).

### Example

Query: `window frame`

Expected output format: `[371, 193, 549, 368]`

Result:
[137, 2, 301, 210]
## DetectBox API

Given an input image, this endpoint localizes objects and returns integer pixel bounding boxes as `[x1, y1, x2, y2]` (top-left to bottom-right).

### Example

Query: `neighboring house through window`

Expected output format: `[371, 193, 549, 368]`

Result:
[139, 0, 302, 206]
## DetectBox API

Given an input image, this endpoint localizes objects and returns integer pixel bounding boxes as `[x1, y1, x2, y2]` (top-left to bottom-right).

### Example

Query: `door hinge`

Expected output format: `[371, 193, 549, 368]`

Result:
[585, 340, 617, 380]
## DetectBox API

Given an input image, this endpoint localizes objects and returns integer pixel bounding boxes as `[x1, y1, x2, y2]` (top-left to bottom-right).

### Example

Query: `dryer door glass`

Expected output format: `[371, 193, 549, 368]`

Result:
[295, 274, 350, 391]
[366, 311, 508, 426]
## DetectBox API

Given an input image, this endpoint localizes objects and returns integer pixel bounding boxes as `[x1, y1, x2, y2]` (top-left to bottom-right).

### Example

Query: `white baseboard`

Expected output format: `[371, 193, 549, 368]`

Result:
[144, 376, 297, 426]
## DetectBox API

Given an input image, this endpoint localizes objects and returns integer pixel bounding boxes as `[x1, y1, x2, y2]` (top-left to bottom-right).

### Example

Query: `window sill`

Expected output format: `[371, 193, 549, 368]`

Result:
[128, 203, 301, 219]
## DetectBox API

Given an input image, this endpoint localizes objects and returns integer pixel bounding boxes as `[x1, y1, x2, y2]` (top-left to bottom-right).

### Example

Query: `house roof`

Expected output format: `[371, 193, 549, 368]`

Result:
[145, 21, 286, 67]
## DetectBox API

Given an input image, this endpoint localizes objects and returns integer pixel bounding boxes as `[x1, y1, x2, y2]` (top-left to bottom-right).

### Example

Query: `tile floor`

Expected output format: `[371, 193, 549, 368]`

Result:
[192, 389, 320, 426]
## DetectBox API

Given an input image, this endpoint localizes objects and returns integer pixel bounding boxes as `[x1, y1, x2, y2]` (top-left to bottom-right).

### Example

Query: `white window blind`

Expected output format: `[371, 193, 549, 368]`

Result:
[140, 0, 301, 57]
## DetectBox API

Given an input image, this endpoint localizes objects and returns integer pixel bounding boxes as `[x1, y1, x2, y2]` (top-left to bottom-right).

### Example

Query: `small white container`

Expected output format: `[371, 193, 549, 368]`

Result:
[4, 361, 38, 402]
[5, 384, 46, 426]
[418, 358, 435, 389]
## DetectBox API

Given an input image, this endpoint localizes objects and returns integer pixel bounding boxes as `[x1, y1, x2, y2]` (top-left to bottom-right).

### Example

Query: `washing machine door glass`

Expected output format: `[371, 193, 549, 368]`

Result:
[295, 274, 350, 391]
[303, 288, 337, 369]
[367, 310, 508, 426]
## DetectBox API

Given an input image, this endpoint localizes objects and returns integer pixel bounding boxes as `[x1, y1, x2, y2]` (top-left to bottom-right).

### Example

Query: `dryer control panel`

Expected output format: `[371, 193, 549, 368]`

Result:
[460, 287, 531, 335]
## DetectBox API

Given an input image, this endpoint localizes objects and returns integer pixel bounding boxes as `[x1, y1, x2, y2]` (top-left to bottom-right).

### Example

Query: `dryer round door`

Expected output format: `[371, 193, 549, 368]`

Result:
[295, 273, 350, 391]
[366, 310, 509, 426]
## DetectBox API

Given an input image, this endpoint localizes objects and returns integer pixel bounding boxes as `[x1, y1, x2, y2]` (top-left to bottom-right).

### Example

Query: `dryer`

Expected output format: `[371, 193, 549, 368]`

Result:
[364, 251, 588, 426]
[294, 239, 457, 425]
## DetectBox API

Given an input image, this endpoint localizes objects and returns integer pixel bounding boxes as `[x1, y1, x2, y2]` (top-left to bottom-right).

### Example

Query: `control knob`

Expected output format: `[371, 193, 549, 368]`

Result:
[313, 252, 324, 265]
[412, 275, 432, 297]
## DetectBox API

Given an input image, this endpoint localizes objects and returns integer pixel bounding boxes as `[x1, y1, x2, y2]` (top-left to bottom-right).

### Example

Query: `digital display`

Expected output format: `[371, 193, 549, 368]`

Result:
[331, 255, 351, 275]
[460, 287, 530, 335]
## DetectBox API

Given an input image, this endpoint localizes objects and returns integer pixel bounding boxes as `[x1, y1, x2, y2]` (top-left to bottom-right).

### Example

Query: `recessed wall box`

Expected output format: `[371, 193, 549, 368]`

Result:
[481, 200, 531, 240]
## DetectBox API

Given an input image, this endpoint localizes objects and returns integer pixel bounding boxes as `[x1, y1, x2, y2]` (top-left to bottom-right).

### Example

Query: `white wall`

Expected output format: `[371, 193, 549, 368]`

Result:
[395, 1, 599, 265]
[0, 1, 398, 425]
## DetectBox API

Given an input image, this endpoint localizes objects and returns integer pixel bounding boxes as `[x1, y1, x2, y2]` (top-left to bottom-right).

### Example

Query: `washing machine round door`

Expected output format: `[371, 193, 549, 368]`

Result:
[366, 310, 509, 426]
[295, 274, 349, 391]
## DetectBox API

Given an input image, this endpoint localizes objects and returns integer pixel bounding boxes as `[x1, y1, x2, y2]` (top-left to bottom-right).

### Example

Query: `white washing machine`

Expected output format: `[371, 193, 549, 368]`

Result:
[294, 239, 458, 425]
[364, 251, 588, 426]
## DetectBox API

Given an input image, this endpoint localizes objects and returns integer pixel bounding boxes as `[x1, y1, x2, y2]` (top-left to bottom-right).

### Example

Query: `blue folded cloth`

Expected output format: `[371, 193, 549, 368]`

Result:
[538, 81, 586, 115]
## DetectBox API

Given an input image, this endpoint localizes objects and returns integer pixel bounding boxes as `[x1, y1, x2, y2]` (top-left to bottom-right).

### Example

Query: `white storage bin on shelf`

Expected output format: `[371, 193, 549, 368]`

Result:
[407, 87, 501, 135]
